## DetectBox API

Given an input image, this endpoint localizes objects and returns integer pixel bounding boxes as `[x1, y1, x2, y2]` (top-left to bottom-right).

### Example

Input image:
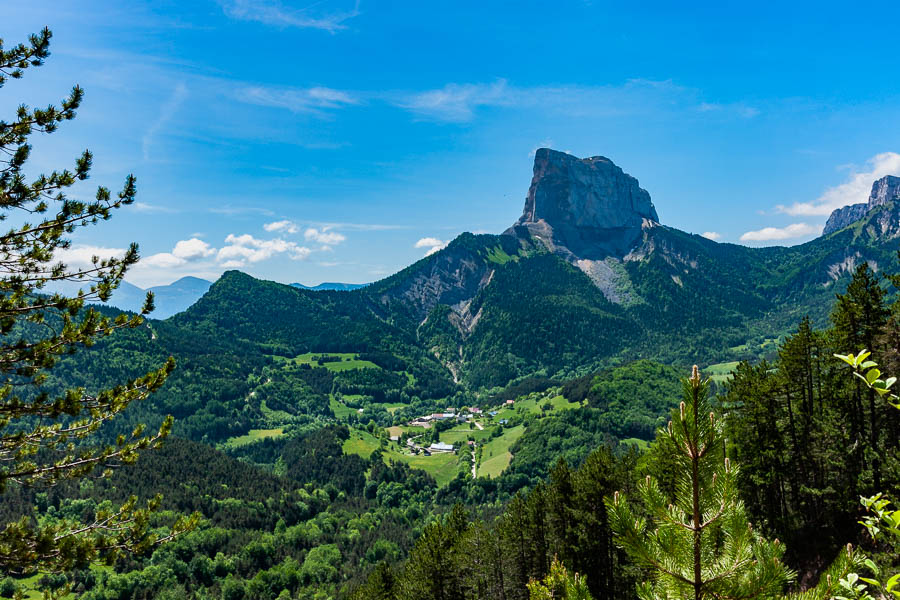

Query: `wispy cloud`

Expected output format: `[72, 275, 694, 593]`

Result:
[740, 223, 820, 242]
[397, 80, 511, 122]
[220, 0, 361, 33]
[392, 78, 692, 123]
[777, 152, 900, 216]
[701, 231, 722, 240]
[132, 202, 181, 214]
[309, 221, 409, 231]
[697, 102, 760, 119]
[236, 85, 359, 115]
[142, 82, 188, 161]
[210, 205, 276, 217]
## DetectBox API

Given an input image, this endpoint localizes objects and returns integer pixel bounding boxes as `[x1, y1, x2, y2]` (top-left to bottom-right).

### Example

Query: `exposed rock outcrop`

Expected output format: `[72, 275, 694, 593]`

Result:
[505, 148, 659, 260]
[870, 175, 900, 207]
[824, 175, 900, 235]
[823, 203, 868, 235]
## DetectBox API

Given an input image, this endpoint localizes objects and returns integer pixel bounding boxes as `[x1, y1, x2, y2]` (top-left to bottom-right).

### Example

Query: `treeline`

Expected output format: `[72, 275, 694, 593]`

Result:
[351, 448, 640, 600]
[725, 261, 900, 569]
[6, 428, 442, 600]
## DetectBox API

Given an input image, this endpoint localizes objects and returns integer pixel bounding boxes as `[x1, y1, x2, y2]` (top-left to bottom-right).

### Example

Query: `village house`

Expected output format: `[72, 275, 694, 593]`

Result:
[428, 441, 455, 453]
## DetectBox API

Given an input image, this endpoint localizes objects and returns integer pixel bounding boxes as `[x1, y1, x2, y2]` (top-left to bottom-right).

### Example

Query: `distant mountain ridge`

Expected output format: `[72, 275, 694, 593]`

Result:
[153, 149, 900, 390]
[71, 149, 900, 395]
[85, 276, 213, 319]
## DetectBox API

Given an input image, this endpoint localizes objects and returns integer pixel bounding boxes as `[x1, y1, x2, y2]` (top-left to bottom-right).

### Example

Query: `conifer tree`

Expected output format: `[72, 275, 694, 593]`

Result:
[0, 28, 192, 573]
[527, 556, 593, 600]
[606, 366, 793, 600]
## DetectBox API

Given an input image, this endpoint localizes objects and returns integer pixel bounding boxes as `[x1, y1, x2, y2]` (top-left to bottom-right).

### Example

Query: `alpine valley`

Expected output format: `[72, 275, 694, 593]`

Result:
[12, 149, 900, 600]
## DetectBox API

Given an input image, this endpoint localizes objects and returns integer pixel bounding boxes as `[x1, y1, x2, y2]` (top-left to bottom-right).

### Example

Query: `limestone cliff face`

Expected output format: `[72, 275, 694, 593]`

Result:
[506, 149, 659, 260]
[870, 175, 900, 207]
[824, 175, 900, 235]
[823, 203, 869, 235]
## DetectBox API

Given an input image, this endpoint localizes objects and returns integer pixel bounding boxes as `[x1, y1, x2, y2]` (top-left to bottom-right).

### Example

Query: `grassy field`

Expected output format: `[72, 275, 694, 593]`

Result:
[396, 452, 459, 486]
[329, 396, 358, 419]
[15, 572, 43, 600]
[705, 361, 740, 384]
[440, 424, 492, 445]
[15, 565, 112, 599]
[478, 452, 511, 479]
[343, 429, 382, 458]
[276, 352, 380, 372]
[258, 399, 294, 423]
[477, 424, 525, 478]
[221, 427, 285, 449]
[491, 392, 579, 421]
[343, 428, 463, 486]
[619, 437, 650, 452]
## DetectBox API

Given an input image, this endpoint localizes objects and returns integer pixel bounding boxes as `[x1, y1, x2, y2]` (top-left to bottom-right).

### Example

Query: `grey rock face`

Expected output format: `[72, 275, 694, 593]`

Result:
[823, 203, 869, 235]
[824, 175, 900, 235]
[869, 175, 900, 207]
[506, 148, 659, 259]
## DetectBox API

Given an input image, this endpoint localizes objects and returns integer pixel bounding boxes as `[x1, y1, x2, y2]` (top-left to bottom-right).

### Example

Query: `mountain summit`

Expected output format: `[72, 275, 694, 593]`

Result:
[137, 149, 900, 390]
[506, 148, 659, 260]
[823, 175, 900, 235]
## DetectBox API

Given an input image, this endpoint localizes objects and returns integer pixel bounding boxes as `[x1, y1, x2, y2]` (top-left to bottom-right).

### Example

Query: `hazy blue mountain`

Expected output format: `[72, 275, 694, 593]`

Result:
[147, 277, 213, 318]
[46, 276, 213, 318]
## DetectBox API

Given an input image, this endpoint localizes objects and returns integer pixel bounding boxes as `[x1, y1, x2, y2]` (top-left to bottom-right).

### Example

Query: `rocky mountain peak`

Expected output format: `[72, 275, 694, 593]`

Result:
[824, 175, 900, 235]
[869, 175, 900, 207]
[505, 149, 659, 260]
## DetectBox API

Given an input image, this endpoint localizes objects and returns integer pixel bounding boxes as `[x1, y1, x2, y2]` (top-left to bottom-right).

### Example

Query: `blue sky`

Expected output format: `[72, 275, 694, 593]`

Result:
[4, 0, 900, 287]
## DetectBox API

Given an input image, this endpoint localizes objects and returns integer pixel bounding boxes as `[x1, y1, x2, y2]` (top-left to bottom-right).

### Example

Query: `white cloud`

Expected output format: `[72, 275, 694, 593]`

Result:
[141, 252, 186, 268]
[237, 85, 358, 115]
[701, 231, 722, 240]
[54, 245, 126, 269]
[216, 233, 312, 265]
[739, 223, 820, 242]
[415, 237, 448, 256]
[221, 0, 361, 32]
[172, 238, 215, 260]
[778, 152, 900, 216]
[264, 220, 299, 234]
[304, 227, 346, 245]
